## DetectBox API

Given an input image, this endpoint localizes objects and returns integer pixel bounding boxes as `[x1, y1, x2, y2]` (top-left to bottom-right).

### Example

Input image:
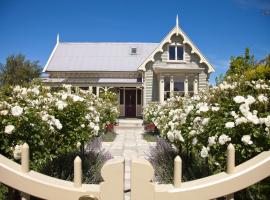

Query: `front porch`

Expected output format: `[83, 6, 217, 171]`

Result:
[87, 86, 143, 118]
[158, 74, 199, 103]
[43, 77, 143, 117]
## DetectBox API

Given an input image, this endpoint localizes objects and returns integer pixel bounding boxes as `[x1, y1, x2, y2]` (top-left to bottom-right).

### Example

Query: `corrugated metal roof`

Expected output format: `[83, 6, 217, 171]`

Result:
[44, 42, 159, 72]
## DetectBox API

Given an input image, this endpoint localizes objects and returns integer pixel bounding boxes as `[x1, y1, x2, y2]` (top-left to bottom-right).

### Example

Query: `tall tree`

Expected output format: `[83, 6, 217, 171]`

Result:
[225, 48, 255, 79]
[0, 54, 41, 86]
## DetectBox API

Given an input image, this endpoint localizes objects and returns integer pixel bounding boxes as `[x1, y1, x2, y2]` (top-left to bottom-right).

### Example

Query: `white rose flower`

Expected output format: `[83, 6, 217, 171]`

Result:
[31, 87, 40, 95]
[94, 125, 100, 132]
[263, 116, 270, 127]
[89, 122, 95, 129]
[0, 110, 8, 115]
[230, 111, 237, 117]
[184, 105, 194, 114]
[235, 117, 248, 125]
[200, 146, 208, 158]
[241, 135, 253, 145]
[233, 96, 245, 104]
[239, 103, 250, 116]
[211, 106, 220, 111]
[208, 136, 216, 146]
[13, 85, 21, 92]
[174, 130, 184, 142]
[21, 88, 27, 97]
[218, 134, 231, 145]
[202, 118, 210, 126]
[72, 95, 84, 102]
[76, 142, 81, 148]
[246, 113, 259, 125]
[192, 137, 198, 145]
[253, 110, 258, 115]
[245, 95, 256, 105]
[189, 130, 197, 136]
[88, 106, 94, 111]
[225, 122, 235, 128]
[61, 93, 68, 100]
[5, 125, 15, 134]
[13, 144, 22, 160]
[167, 131, 174, 142]
[258, 94, 268, 103]
[54, 119, 63, 130]
[56, 100, 67, 110]
[11, 106, 23, 117]
[199, 103, 209, 112]
[193, 117, 201, 123]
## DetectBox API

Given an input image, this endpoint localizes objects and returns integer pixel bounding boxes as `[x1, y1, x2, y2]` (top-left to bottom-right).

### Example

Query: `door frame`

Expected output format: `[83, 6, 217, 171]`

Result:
[124, 88, 137, 117]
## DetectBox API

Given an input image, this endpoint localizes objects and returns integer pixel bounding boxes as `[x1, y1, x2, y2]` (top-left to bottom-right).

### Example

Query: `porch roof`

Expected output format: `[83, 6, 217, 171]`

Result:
[153, 63, 205, 73]
[42, 78, 142, 87]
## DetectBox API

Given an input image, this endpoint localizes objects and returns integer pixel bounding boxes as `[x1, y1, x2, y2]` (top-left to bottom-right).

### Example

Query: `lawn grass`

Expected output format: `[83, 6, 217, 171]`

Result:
[143, 131, 159, 142]
[101, 131, 117, 142]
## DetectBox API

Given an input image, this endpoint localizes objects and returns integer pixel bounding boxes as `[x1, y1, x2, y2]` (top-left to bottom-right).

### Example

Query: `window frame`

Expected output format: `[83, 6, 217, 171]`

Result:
[167, 44, 185, 62]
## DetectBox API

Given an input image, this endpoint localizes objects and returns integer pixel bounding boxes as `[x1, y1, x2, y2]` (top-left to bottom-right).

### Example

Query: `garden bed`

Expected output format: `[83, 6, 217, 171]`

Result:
[142, 131, 159, 142]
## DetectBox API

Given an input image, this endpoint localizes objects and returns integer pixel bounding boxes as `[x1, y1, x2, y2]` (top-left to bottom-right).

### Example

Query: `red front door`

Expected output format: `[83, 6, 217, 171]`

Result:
[125, 90, 136, 117]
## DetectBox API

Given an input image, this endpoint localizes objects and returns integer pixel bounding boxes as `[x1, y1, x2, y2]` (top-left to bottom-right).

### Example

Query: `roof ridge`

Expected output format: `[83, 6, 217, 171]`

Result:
[59, 42, 159, 44]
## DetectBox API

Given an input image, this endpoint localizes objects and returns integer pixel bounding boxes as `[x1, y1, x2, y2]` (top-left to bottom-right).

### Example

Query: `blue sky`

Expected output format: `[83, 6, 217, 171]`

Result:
[0, 0, 269, 84]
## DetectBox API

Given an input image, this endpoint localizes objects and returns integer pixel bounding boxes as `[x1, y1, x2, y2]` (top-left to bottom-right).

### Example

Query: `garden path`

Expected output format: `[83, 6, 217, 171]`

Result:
[102, 118, 156, 200]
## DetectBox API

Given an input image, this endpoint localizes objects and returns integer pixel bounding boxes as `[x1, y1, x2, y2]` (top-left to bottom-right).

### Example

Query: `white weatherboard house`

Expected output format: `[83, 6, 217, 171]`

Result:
[43, 16, 215, 117]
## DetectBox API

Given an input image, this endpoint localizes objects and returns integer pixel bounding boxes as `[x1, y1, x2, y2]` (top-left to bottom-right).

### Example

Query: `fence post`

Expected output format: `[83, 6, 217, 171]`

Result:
[21, 143, 30, 200]
[75, 87, 79, 94]
[21, 143, 29, 173]
[226, 143, 235, 200]
[89, 86, 93, 94]
[74, 156, 82, 187]
[174, 155, 182, 188]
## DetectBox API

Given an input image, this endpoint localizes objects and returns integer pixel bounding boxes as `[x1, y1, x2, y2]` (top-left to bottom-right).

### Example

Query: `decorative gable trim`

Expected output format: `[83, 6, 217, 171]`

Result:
[42, 34, 60, 73]
[138, 25, 215, 73]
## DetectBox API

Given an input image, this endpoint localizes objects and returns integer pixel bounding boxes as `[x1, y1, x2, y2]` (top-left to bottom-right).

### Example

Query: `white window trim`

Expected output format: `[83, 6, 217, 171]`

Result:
[167, 43, 186, 63]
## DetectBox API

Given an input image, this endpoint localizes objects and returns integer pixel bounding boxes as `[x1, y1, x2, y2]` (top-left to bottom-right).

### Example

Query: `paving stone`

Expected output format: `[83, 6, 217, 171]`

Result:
[104, 119, 155, 200]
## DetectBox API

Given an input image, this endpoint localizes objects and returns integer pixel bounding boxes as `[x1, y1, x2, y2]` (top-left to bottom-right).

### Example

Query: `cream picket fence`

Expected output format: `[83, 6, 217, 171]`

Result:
[0, 143, 270, 200]
[131, 144, 270, 200]
[0, 143, 124, 200]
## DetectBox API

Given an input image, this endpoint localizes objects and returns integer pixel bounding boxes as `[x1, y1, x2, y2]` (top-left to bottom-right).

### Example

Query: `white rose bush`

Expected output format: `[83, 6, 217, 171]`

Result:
[0, 83, 119, 170]
[144, 79, 270, 174]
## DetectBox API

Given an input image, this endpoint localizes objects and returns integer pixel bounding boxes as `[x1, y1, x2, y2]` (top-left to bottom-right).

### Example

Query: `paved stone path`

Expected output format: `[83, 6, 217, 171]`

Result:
[102, 119, 156, 200]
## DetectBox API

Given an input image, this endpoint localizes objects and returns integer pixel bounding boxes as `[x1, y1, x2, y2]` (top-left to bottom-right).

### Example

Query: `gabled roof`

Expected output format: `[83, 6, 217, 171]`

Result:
[43, 17, 215, 74]
[43, 42, 159, 72]
[137, 22, 215, 73]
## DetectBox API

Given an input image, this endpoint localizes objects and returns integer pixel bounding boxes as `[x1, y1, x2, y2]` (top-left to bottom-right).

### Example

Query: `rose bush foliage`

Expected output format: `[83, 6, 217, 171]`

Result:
[143, 79, 270, 173]
[0, 83, 119, 170]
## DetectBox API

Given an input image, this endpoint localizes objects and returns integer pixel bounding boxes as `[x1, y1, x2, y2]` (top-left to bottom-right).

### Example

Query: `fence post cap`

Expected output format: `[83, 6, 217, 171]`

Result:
[227, 143, 235, 150]
[22, 143, 29, 149]
[74, 156, 81, 162]
[175, 155, 181, 162]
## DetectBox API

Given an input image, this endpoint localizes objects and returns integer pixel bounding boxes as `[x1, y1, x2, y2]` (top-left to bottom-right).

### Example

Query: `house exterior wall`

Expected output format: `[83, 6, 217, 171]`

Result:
[199, 71, 208, 90]
[144, 66, 154, 104]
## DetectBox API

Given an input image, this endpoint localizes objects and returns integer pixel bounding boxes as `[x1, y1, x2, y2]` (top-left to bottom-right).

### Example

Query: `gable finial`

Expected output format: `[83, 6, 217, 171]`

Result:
[176, 14, 179, 27]
[56, 33, 60, 44]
